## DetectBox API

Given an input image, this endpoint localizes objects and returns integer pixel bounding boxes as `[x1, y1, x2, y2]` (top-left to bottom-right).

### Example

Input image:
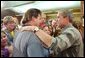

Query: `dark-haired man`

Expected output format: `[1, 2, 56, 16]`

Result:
[12, 8, 49, 57]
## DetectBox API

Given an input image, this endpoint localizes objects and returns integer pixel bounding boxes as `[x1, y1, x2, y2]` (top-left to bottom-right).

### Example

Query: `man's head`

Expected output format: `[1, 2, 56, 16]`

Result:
[21, 8, 42, 27]
[56, 9, 74, 28]
[3, 16, 16, 31]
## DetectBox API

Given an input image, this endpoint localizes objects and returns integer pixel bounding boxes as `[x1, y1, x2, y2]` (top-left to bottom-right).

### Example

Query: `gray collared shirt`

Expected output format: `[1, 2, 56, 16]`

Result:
[51, 23, 83, 57]
[13, 31, 49, 57]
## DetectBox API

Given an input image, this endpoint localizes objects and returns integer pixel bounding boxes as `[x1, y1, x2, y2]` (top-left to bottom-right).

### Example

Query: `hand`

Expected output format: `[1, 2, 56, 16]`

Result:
[20, 26, 37, 31]
[8, 45, 13, 57]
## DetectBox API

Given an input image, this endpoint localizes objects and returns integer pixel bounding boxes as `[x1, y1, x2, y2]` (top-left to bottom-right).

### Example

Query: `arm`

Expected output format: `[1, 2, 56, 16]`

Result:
[20, 26, 77, 50]
[20, 26, 52, 48]
[36, 29, 77, 52]
[35, 29, 52, 48]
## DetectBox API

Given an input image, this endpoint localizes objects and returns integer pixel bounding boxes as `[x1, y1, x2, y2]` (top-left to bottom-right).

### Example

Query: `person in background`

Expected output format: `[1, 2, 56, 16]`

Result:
[1, 31, 13, 57]
[72, 21, 84, 43]
[1, 19, 7, 31]
[51, 20, 61, 37]
[3, 16, 17, 44]
[42, 13, 47, 23]
[43, 26, 52, 35]
[13, 17, 22, 30]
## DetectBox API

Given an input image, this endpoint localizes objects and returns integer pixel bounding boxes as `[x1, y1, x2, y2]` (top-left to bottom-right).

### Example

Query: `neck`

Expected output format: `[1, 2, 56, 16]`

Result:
[7, 28, 13, 32]
[25, 21, 39, 27]
[61, 22, 70, 29]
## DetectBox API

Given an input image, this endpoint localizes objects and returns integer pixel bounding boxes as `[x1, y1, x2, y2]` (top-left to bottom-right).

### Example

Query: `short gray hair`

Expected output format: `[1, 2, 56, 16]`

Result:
[58, 9, 74, 23]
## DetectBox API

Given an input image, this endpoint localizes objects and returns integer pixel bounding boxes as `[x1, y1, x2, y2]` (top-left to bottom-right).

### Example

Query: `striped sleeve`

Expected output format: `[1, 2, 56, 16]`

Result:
[50, 29, 78, 54]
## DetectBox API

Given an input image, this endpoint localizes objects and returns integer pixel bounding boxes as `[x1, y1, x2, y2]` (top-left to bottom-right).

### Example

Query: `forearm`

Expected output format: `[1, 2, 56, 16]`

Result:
[20, 26, 53, 48]
[35, 29, 52, 48]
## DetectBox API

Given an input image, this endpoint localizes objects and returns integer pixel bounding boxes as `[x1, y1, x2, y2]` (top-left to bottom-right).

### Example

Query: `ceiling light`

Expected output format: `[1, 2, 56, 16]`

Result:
[1, 1, 3, 8]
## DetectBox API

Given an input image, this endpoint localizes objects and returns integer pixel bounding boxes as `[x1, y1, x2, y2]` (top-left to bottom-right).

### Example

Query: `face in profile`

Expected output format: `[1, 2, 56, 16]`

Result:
[57, 12, 67, 28]
[34, 14, 43, 27]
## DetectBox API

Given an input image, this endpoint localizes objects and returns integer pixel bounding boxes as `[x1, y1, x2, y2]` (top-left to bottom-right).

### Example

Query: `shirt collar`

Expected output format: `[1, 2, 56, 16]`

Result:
[61, 23, 73, 32]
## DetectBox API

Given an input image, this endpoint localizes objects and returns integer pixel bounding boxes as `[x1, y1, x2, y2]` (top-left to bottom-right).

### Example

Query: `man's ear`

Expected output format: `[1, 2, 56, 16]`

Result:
[32, 17, 36, 22]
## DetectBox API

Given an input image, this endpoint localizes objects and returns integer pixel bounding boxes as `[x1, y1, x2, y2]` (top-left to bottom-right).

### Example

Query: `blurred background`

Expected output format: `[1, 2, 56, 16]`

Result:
[1, 1, 84, 24]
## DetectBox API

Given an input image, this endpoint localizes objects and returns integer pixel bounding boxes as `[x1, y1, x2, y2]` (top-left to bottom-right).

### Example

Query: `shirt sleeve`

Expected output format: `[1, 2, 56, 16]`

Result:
[50, 29, 78, 54]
